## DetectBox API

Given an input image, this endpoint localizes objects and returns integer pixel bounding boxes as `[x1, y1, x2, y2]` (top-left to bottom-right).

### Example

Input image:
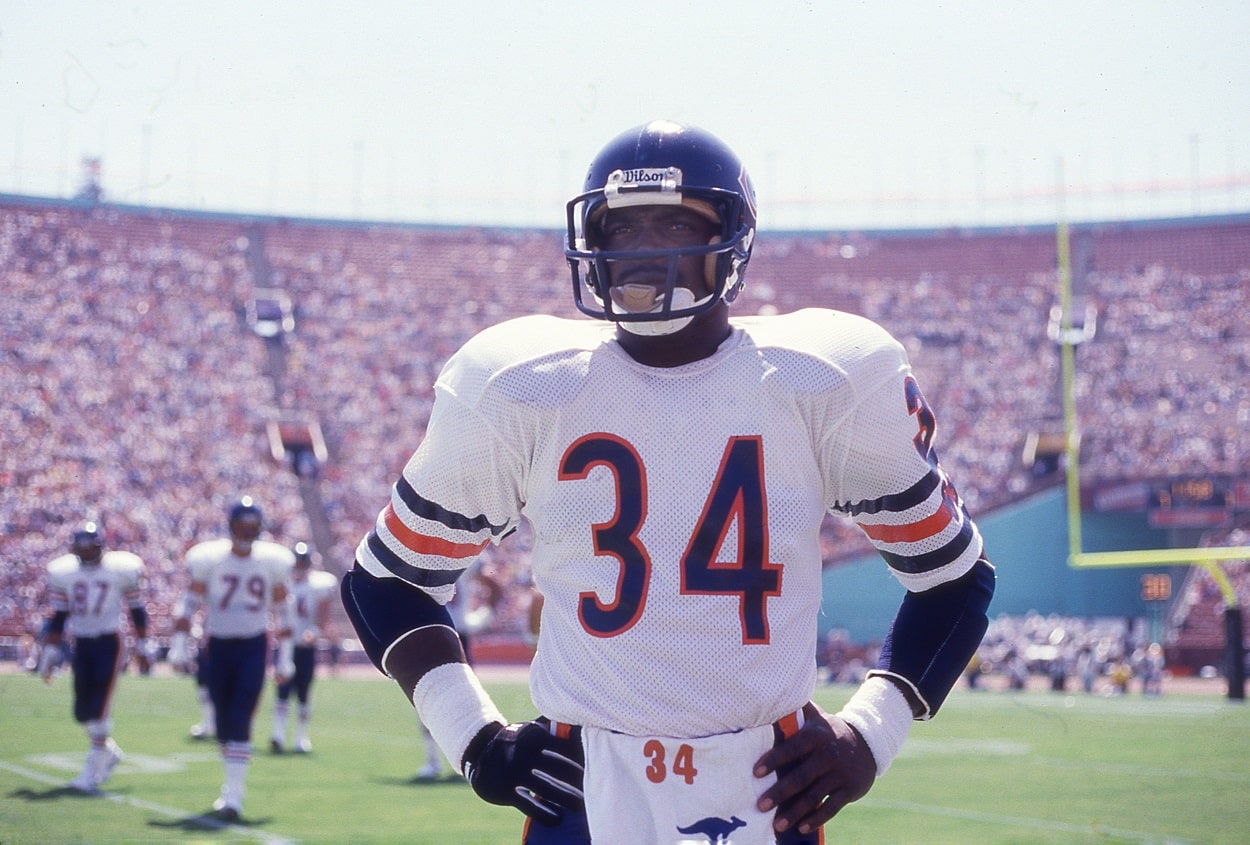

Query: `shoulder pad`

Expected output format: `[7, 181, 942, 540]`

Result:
[47, 554, 79, 576]
[103, 551, 145, 573]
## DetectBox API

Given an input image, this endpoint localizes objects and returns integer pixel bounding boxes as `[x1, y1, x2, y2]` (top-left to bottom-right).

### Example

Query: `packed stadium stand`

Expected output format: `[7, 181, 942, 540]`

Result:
[3, 195, 1247, 677]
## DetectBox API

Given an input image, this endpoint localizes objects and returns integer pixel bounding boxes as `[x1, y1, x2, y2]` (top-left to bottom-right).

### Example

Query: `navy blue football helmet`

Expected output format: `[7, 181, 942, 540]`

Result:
[228, 495, 263, 524]
[227, 496, 263, 542]
[71, 522, 104, 565]
[293, 541, 314, 569]
[565, 120, 757, 324]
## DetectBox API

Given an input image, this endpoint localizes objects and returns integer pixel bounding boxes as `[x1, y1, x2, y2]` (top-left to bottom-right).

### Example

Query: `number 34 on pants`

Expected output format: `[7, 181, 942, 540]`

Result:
[644, 739, 698, 784]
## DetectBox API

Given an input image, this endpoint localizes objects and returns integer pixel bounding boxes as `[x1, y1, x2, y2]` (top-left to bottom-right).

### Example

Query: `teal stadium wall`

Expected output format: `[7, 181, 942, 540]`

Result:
[819, 487, 1185, 644]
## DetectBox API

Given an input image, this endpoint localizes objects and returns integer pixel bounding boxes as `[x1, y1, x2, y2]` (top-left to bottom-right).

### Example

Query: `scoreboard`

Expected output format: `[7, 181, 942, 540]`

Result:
[1151, 477, 1236, 509]
[1147, 476, 1246, 528]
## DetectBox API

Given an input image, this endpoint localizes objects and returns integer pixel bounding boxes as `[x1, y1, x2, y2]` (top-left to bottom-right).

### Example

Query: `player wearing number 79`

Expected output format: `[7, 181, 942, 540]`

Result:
[341, 120, 995, 843]
[170, 497, 294, 822]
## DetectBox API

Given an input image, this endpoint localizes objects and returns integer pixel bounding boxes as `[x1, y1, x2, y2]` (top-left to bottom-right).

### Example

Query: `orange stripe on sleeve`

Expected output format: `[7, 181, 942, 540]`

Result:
[859, 500, 956, 544]
[383, 503, 490, 559]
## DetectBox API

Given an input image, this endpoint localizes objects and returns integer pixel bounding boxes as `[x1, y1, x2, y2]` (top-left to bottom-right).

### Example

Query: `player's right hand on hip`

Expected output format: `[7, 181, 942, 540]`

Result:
[462, 718, 585, 826]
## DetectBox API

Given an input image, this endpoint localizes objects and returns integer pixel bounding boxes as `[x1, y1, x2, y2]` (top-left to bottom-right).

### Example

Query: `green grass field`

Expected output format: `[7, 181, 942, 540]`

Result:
[1, 668, 1247, 844]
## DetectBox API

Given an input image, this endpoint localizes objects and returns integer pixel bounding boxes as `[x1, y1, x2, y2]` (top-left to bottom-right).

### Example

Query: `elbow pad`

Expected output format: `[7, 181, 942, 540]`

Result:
[340, 564, 455, 674]
[873, 558, 995, 717]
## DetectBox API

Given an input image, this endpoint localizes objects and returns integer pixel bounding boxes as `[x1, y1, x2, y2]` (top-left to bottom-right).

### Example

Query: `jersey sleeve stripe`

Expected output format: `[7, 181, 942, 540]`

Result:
[857, 497, 956, 544]
[365, 532, 466, 589]
[837, 470, 940, 517]
[395, 476, 511, 537]
[382, 503, 491, 559]
[875, 517, 976, 575]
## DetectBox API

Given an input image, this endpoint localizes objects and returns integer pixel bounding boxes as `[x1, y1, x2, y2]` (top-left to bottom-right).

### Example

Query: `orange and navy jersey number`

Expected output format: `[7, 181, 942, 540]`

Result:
[559, 432, 782, 645]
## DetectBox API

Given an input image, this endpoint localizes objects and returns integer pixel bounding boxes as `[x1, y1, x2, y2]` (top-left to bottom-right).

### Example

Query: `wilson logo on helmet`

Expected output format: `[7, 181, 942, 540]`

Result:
[605, 167, 684, 208]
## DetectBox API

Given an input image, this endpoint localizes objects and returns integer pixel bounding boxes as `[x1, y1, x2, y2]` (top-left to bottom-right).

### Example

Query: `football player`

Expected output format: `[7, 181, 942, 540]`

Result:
[270, 542, 338, 754]
[341, 121, 996, 843]
[40, 522, 149, 793]
[170, 497, 294, 822]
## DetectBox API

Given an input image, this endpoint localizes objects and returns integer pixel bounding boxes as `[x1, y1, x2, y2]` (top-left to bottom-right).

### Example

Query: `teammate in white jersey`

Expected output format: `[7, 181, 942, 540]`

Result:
[170, 497, 294, 822]
[40, 522, 149, 793]
[270, 542, 337, 754]
[341, 121, 996, 843]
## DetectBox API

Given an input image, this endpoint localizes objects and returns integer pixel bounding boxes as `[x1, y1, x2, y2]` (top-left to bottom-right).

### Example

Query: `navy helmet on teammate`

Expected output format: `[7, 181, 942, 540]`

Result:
[292, 541, 313, 570]
[227, 496, 263, 555]
[71, 522, 104, 565]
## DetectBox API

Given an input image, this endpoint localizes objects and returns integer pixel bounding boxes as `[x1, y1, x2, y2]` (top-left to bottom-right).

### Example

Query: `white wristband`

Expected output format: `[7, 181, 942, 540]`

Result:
[410, 662, 504, 772]
[836, 676, 915, 776]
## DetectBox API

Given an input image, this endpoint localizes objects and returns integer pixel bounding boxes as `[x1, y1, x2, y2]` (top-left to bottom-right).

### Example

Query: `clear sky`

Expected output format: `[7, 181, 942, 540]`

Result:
[3, 0, 1248, 229]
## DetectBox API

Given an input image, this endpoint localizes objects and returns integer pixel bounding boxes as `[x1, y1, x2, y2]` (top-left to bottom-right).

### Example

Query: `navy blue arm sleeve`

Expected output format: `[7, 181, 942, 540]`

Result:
[340, 563, 456, 674]
[874, 557, 995, 717]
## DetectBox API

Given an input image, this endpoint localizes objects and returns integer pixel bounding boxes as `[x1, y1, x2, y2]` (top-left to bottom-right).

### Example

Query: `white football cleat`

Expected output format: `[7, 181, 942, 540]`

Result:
[68, 774, 99, 794]
[95, 739, 123, 786]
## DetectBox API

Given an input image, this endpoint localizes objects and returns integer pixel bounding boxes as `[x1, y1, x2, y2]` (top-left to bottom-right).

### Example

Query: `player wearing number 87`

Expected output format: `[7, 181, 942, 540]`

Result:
[172, 496, 294, 821]
[41, 521, 149, 793]
[341, 120, 995, 843]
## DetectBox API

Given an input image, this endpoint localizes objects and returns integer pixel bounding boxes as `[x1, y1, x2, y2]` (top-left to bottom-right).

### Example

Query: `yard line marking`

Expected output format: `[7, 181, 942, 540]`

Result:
[0, 760, 296, 844]
[861, 797, 1196, 845]
[1028, 755, 1250, 784]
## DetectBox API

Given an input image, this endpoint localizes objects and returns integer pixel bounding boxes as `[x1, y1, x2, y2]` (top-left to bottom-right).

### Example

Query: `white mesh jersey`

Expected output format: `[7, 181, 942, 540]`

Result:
[357, 308, 983, 737]
[186, 539, 295, 639]
[47, 551, 145, 638]
[287, 569, 339, 643]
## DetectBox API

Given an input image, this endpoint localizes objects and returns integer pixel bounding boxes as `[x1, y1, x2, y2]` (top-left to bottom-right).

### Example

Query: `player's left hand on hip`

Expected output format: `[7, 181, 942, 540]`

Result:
[753, 702, 876, 836]
[463, 718, 585, 826]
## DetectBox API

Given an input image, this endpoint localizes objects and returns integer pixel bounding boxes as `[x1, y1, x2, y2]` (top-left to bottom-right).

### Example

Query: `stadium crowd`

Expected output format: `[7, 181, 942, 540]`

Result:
[1, 205, 311, 640]
[3, 199, 1248, 662]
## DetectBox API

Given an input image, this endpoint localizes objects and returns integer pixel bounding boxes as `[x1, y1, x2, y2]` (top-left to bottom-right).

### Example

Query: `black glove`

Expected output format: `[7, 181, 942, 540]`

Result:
[462, 718, 585, 826]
